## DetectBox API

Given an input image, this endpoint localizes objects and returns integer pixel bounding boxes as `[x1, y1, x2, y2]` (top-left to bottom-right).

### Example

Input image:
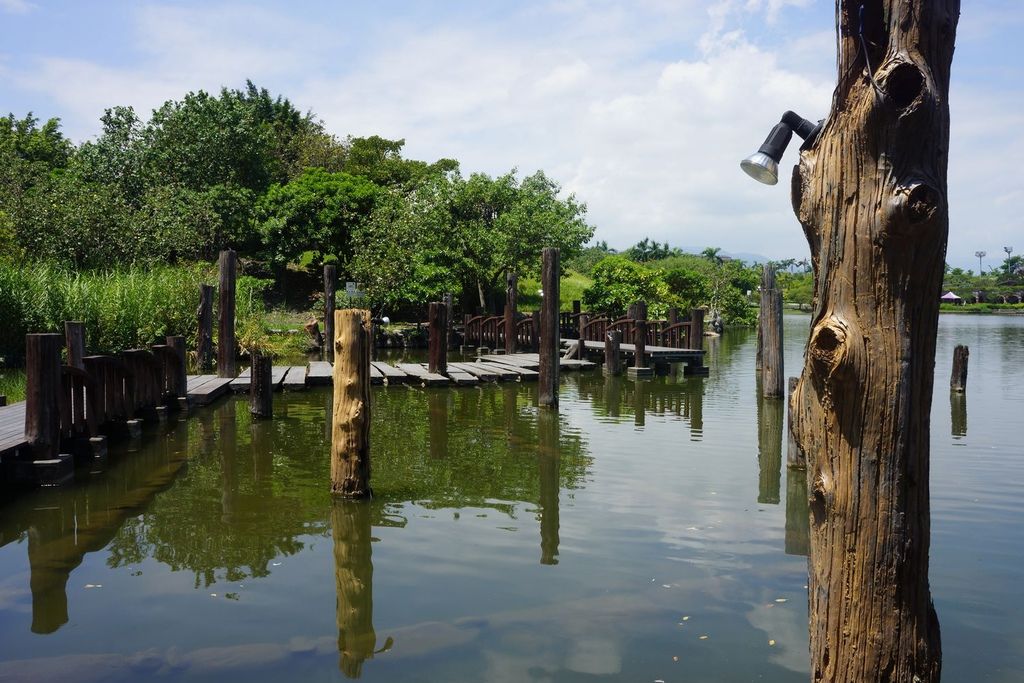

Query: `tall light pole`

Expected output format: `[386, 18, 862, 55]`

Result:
[975, 250, 986, 274]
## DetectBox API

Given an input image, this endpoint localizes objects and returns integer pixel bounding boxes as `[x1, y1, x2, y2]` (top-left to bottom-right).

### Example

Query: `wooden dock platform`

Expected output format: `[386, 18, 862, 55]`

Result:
[565, 340, 704, 365]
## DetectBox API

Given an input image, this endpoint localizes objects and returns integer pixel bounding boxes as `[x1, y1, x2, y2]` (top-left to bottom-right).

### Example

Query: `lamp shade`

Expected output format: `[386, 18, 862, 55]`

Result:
[740, 152, 780, 185]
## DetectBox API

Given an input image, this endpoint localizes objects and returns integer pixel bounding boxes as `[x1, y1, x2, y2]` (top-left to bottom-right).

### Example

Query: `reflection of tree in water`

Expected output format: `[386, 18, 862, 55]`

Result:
[575, 371, 705, 438]
[106, 400, 324, 589]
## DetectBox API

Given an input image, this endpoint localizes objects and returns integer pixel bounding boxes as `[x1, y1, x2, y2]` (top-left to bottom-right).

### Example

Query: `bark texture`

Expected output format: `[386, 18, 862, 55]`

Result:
[789, 1, 959, 680]
[331, 309, 372, 498]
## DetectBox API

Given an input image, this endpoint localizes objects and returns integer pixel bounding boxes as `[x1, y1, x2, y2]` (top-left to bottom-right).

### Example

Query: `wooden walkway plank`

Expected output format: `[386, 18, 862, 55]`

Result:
[371, 361, 412, 384]
[229, 367, 252, 393]
[307, 361, 333, 386]
[187, 376, 234, 405]
[282, 365, 308, 391]
[476, 359, 540, 380]
[271, 366, 289, 389]
[395, 363, 450, 387]
[448, 361, 504, 382]
[446, 369, 480, 386]
[482, 354, 539, 370]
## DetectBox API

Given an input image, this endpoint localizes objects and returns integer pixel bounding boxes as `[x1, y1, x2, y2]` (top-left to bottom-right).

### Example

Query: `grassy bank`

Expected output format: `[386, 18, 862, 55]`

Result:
[0, 261, 270, 362]
[518, 270, 593, 311]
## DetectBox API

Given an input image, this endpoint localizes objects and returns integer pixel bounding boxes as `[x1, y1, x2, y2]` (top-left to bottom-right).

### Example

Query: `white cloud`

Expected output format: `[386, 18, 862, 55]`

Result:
[2, 0, 1019, 266]
[0, 0, 33, 15]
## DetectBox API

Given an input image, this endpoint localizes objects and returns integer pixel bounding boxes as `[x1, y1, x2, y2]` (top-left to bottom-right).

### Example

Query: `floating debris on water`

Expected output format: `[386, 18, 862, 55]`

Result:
[682, 616, 690, 621]
[84, 584, 102, 589]
[775, 598, 787, 603]
[699, 635, 709, 640]
[769, 639, 776, 646]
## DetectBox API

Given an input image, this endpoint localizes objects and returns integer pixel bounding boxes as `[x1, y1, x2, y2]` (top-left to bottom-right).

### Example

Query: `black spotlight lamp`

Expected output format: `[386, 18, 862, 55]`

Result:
[740, 111, 823, 185]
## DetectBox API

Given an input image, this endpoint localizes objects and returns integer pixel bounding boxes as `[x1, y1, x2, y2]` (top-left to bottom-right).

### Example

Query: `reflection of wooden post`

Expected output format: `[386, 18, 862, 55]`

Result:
[604, 330, 622, 376]
[197, 284, 214, 373]
[28, 512, 69, 634]
[332, 500, 380, 679]
[428, 391, 448, 459]
[64, 321, 85, 370]
[25, 333, 63, 462]
[250, 354, 273, 418]
[784, 468, 810, 556]
[757, 396, 783, 504]
[786, 376, 804, 468]
[537, 409, 560, 565]
[950, 344, 969, 393]
[760, 265, 783, 398]
[331, 309, 372, 498]
[325, 265, 337, 360]
[539, 248, 560, 409]
[950, 392, 967, 438]
[428, 302, 447, 375]
[634, 377, 647, 427]
[217, 249, 237, 378]
[505, 272, 518, 354]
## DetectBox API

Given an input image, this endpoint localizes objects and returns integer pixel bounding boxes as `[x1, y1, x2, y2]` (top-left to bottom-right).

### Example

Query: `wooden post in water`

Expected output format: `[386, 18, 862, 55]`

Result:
[443, 292, 454, 350]
[324, 264, 337, 360]
[760, 265, 784, 398]
[531, 310, 540, 351]
[0, 396, 6, 407]
[950, 345, 969, 393]
[25, 333, 62, 460]
[167, 335, 188, 404]
[64, 322, 85, 370]
[250, 354, 273, 418]
[331, 309, 372, 498]
[628, 301, 652, 379]
[576, 313, 589, 359]
[604, 330, 622, 376]
[428, 302, 448, 375]
[539, 248, 560, 408]
[689, 308, 705, 350]
[505, 272, 518, 354]
[786, 376, 804, 468]
[217, 250, 237, 378]
[197, 284, 214, 373]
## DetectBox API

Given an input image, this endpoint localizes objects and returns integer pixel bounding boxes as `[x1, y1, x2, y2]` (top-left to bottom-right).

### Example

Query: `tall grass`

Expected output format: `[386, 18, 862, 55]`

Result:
[0, 261, 270, 362]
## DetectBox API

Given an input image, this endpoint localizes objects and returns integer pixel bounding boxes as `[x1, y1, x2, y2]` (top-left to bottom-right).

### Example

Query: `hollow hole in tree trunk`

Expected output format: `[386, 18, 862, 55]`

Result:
[885, 62, 925, 109]
[810, 487, 826, 526]
[906, 184, 940, 224]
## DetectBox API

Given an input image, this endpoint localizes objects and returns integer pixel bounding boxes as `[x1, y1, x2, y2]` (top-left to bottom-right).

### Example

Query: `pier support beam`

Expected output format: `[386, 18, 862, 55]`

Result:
[331, 309, 372, 498]
[628, 301, 653, 379]
[250, 354, 273, 418]
[24, 333, 72, 485]
[428, 301, 448, 375]
[324, 264, 337, 360]
[760, 265, 784, 398]
[950, 345, 969, 393]
[197, 284, 214, 373]
[217, 249, 237, 378]
[604, 330, 622, 376]
[539, 248, 560, 409]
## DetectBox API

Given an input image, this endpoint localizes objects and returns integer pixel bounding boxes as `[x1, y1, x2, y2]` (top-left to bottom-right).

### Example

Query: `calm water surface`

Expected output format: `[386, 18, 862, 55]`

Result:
[0, 314, 1021, 682]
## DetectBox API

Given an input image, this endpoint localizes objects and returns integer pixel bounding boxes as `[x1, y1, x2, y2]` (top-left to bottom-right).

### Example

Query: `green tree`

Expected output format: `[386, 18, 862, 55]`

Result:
[255, 168, 379, 268]
[581, 256, 676, 318]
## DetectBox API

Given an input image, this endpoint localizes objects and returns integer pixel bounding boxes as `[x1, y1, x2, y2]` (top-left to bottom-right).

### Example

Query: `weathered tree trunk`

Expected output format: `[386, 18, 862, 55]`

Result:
[789, 1, 958, 680]
[428, 302, 447, 375]
[331, 309, 372, 498]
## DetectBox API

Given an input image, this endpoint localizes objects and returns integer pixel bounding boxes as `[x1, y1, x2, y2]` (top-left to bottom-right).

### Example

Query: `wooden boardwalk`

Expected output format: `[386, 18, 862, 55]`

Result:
[565, 340, 704, 365]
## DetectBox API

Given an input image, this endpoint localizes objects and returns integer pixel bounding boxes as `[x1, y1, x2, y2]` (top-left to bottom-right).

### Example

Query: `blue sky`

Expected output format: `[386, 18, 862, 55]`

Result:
[1, 0, 1021, 271]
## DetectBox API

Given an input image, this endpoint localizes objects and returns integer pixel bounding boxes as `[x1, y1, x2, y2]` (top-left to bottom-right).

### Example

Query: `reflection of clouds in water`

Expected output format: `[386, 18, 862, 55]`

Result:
[0, 579, 31, 613]
[481, 623, 622, 681]
[745, 599, 808, 673]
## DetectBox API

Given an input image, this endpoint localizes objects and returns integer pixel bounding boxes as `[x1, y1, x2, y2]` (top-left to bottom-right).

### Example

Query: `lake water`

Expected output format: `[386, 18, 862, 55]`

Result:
[0, 313, 1021, 682]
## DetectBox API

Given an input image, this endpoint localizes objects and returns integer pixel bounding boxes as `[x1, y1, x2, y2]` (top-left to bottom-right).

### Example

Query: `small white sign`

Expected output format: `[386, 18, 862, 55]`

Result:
[345, 282, 365, 299]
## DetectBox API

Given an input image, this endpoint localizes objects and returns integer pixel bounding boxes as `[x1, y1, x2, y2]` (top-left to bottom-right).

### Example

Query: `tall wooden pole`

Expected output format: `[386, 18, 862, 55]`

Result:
[538, 248, 560, 409]
[689, 308, 705, 351]
[24, 333, 62, 462]
[197, 284, 214, 373]
[761, 265, 784, 398]
[428, 302, 447, 375]
[604, 330, 622, 376]
[167, 335, 188, 399]
[505, 272, 518, 355]
[633, 301, 647, 369]
[250, 354, 273, 418]
[790, 1, 958, 679]
[64, 322, 85, 370]
[217, 250, 237, 378]
[331, 309, 372, 498]
[324, 264, 337, 360]
[950, 344, 968, 393]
